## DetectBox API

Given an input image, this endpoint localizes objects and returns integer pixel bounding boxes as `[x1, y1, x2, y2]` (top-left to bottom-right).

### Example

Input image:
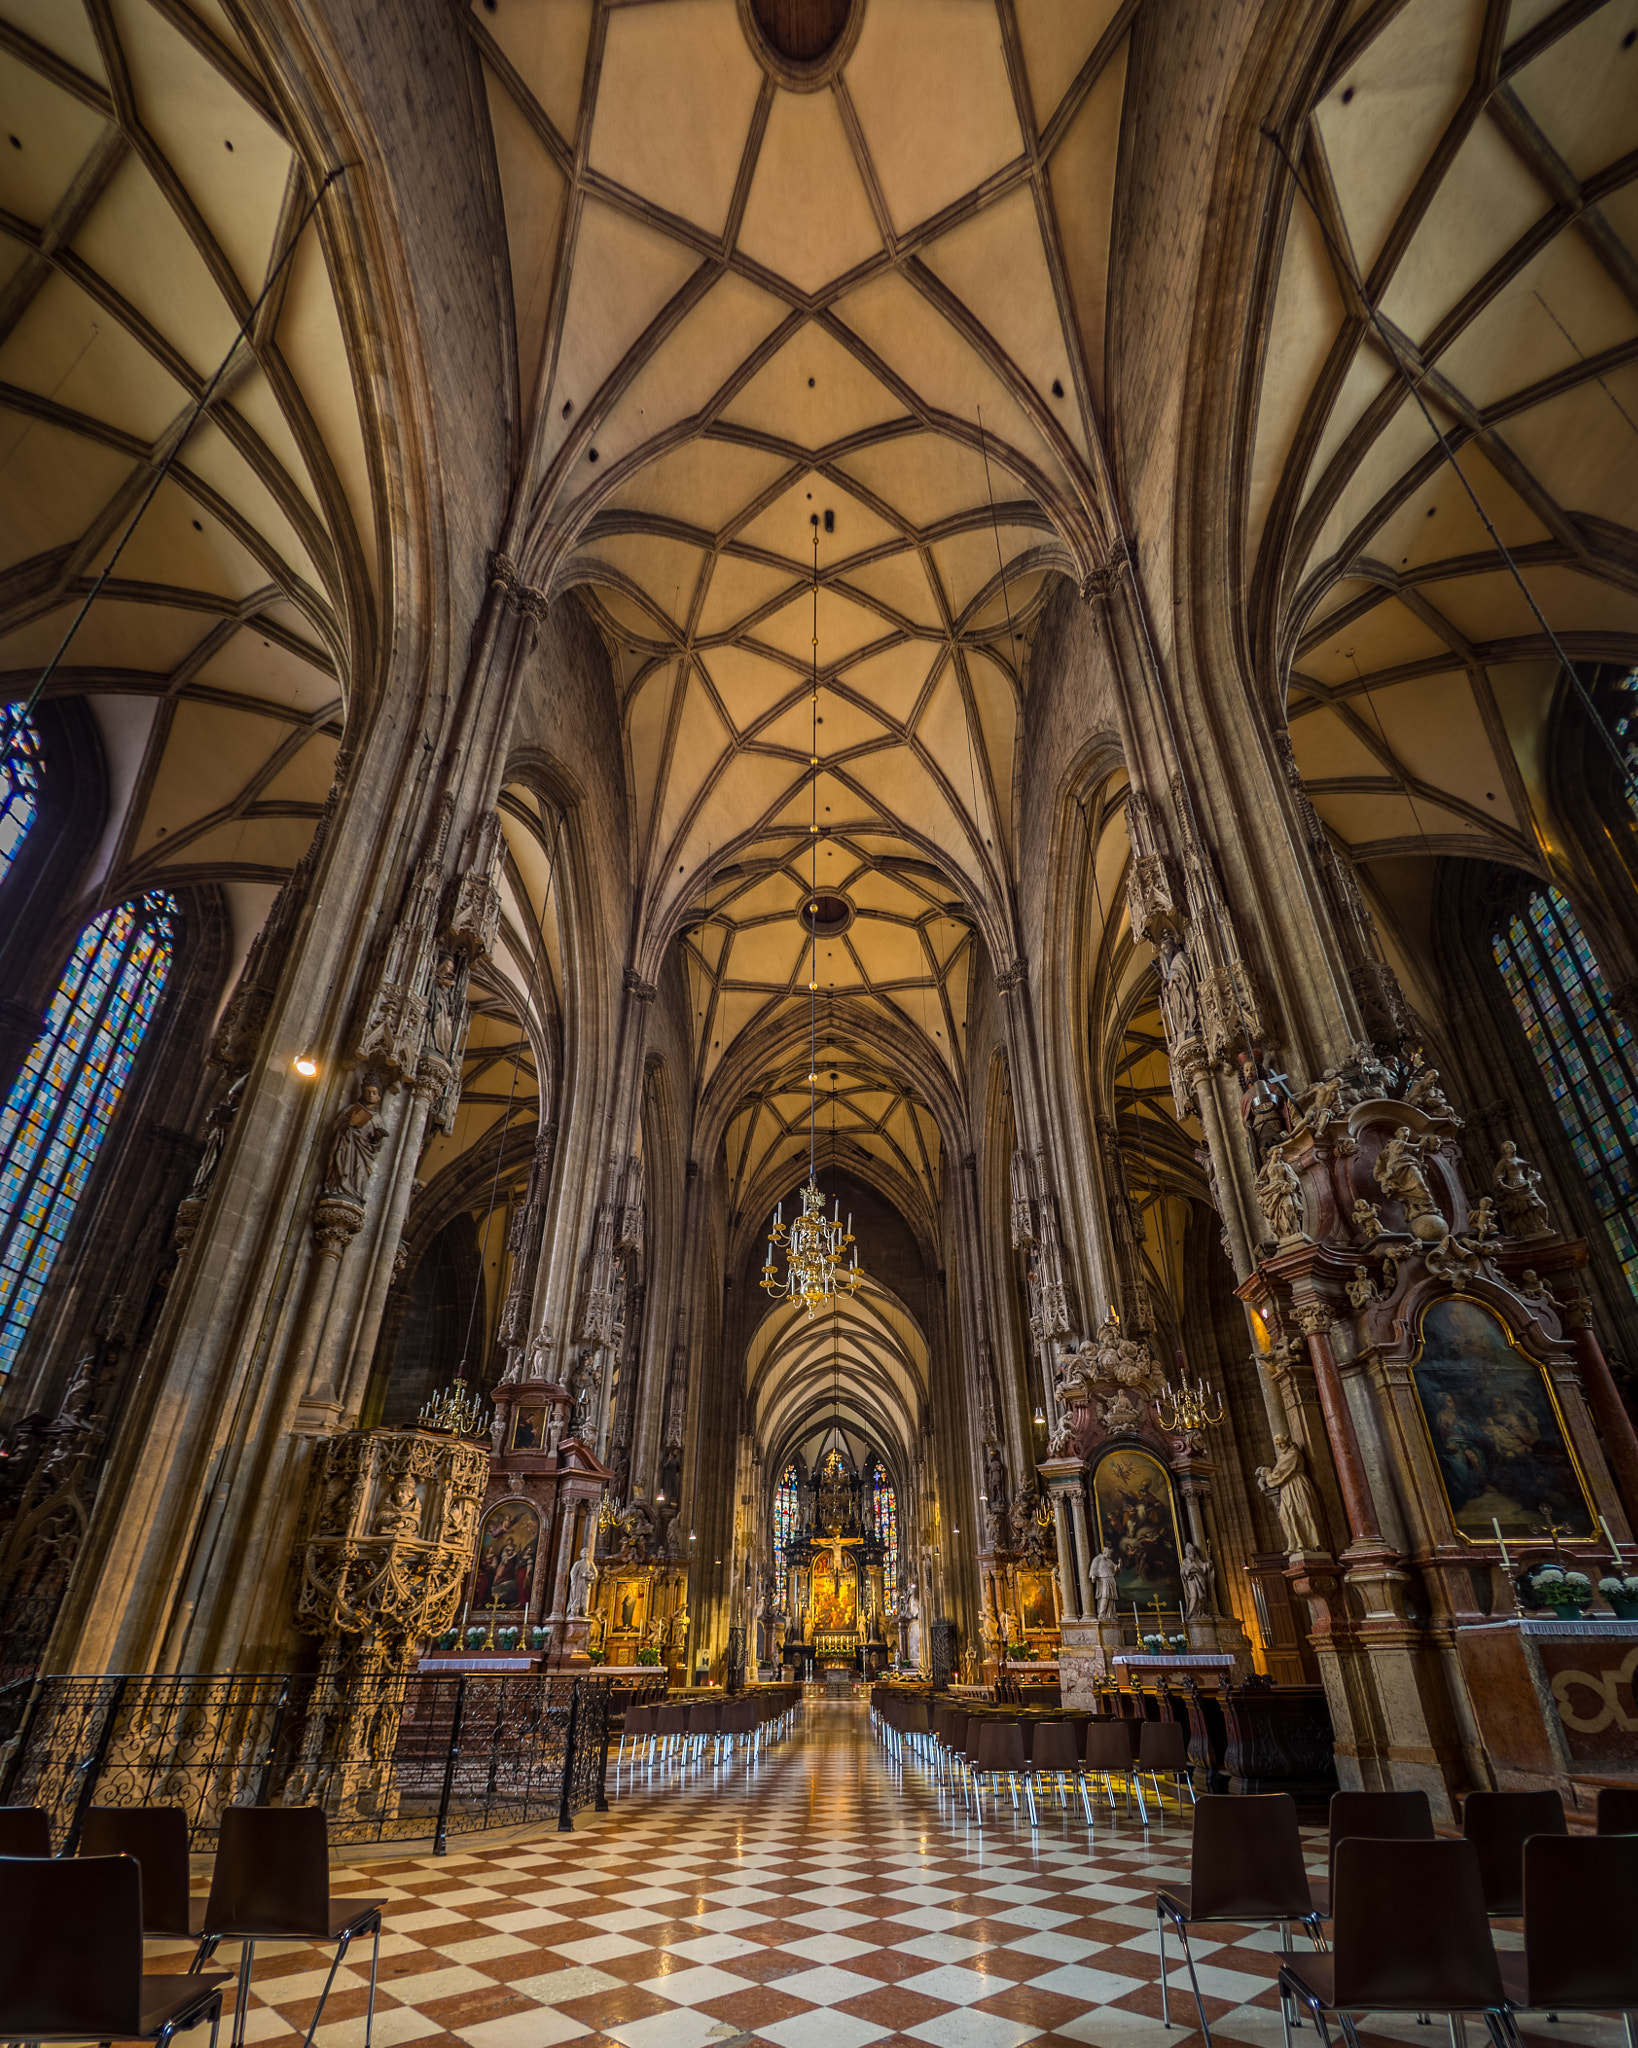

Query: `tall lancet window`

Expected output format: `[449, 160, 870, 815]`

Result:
[0, 709, 41, 886]
[1492, 885, 1638, 1303]
[871, 1464, 898, 1612]
[774, 1462, 800, 1606]
[0, 893, 177, 1375]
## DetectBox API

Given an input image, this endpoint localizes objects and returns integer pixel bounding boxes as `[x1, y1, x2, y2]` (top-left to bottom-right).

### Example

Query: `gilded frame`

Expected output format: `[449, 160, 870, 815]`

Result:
[1407, 1294, 1597, 1546]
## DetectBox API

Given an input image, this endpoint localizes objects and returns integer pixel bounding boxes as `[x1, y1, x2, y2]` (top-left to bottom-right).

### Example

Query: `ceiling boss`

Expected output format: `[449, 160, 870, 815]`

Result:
[761, 520, 864, 1320]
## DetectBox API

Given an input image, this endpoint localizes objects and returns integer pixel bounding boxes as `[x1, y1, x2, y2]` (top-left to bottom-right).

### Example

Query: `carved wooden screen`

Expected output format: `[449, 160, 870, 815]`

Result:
[0, 893, 175, 1376]
[1492, 885, 1638, 1304]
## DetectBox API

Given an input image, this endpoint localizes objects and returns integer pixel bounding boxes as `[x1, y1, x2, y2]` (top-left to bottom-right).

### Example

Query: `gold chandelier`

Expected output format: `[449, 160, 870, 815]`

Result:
[760, 518, 864, 1320]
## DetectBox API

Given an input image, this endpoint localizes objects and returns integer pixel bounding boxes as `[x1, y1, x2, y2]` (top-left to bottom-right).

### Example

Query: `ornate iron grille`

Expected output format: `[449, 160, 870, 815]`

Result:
[0, 1670, 612, 1851]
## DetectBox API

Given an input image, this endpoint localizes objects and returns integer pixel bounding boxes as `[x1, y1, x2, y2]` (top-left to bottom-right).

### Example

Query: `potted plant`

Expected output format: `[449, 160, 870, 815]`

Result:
[496, 1625, 521, 1651]
[464, 1625, 486, 1650]
[1598, 1573, 1638, 1620]
[1518, 1563, 1593, 1617]
[637, 1645, 661, 1666]
[529, 1625, 550, 1652]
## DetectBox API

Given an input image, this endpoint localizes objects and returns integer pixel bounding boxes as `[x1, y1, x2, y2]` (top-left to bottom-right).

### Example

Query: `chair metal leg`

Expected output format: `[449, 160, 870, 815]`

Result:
[1158, 1909, 1170, 2026]
[1173, 1919, 1213, 2048]
[231, 1939, 256, 2048]
[303, 1930, 352, 2048]
[363, 1917, 381, 2048]
[1024, 1775, 1038, 1828]
[1077, 1770, 1094, 1827]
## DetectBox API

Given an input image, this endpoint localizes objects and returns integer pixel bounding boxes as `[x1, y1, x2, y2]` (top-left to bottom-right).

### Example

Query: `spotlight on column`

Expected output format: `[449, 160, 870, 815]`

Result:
[293, 1050, 318, 1077]
[1033, 1406, 1045, 1427]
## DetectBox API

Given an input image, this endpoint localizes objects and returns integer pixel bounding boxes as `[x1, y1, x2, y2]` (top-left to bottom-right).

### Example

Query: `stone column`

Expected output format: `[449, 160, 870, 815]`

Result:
[1067, 1489, 1096, 1617]
[1294, 1300, 1385, 1552]
[1051, 1495, 1079, 1620]
[1561, 1294, 1638, 1527]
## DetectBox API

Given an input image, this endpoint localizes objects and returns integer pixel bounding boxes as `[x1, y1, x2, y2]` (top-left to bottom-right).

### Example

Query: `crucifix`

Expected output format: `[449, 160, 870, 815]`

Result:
[1533, 1509, 1574, 1563]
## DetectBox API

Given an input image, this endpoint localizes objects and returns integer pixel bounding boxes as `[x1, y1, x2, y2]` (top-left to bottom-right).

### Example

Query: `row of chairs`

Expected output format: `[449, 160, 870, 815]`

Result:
[617, 1687, 800, 1772]
[0, 1802, 382, 2048]
[1156, 1785, 1638, 2048]
[872, 1695, 1192, 1826]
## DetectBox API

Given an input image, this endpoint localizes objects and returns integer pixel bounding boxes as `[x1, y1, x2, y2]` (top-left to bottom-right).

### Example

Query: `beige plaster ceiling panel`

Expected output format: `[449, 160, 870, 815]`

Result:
[0, 0, 389, 938]
[477, 0, 593, 144]
[735, 86, 881, 295]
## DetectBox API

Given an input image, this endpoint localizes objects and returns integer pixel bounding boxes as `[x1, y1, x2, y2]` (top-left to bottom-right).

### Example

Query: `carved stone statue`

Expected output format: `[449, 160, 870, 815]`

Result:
[1237, 1049, 1291, 1165]
[1253, 1149, 1304, 1239]
[1046, 1414, 1076, 1457]
[1156, 928, 1201, 1046]
[1058, 1309, 1165, 1401]
[1468, 1196, 1499, 1240]
[1089, 1543, 1121, 1621]
[1374, 1125, 1445, 1241]
[616, 1490, 653, 1562]
[1181, 1541, 1216, 1618]
[1518, 1267, 1554, 1303]
[1404, 1048, 1457, 1122]
[1293, 1072, 1344, 1138]
[1256, 1435, 1326, 1554]
[1494, 1141, 1552, 1239]
[567, 1552, 597, 1619]
[1345, 1264, 1378, 1309]
[424, 950, 464, 1064]
[188, 1073, 245, 1201]
[323, 1079, 388, 1202]
[371, 1472, 420, 1536]
[607, 1438, 631, 1507]
[984, 1443, 1008, 1510]
[1351, 1196, 1385, 1241]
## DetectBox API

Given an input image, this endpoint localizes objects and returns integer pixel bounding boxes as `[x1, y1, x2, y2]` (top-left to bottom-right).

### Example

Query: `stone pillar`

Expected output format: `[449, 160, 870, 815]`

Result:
[1561, 1295, 1638, 1528]
[1051, 1495, 1079, 1620]
[1067, 1489, 1095, 1617]
[1293, 1300, 1385, 1553]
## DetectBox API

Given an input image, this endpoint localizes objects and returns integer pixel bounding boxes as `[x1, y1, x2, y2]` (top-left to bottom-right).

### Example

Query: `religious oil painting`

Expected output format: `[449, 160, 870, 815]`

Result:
[613, 1578, 646, 1635]
[510, 1407, 539, 1450]
[1018, 1568, 1058, 1633]
[1091, 1445, 1184, 1611]
[1412, 1298, 1594, 1540]
[808, 1552, 858, 1633]
[471, 1501, 538, 1613]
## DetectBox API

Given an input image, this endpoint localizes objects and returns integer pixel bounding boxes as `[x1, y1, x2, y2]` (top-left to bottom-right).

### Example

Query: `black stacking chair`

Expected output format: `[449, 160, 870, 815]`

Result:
[82, 1804, 208, 1939]
[1498, 1834, 1638, 2047]
[0, 1853, 228, 2048]
[197, 1806, 384, 2048]
[0, 1804, 51, 1856]
[1460, 1789, 1566, 1918]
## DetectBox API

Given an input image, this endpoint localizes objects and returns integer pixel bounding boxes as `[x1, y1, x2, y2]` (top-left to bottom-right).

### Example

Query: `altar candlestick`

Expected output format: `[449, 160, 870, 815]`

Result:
[1601, 1513, 1623, 1562]
[1492, 1516, 1512, 1569]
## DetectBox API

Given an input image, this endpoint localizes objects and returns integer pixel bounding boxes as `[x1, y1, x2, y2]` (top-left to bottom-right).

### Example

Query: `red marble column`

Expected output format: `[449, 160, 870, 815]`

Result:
[1298, 1308, 1385, 1549]
[1563, 1306, 1638, 1529]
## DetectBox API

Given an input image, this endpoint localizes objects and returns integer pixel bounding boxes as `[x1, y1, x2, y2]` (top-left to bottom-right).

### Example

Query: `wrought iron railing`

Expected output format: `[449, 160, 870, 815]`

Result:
[0, 1668, 612, 1852]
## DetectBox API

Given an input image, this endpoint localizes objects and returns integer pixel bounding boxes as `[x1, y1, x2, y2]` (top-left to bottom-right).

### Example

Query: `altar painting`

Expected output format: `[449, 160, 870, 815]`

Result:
[472, 1501, 538, 1611]
[1091, 1446, 1184, 1608]
[808, 1553, 857, 1632]
[612, 1578, 647, 1634]
[1412, 1298, 1593, 1539]
[1018, 1568, 1058, 1633]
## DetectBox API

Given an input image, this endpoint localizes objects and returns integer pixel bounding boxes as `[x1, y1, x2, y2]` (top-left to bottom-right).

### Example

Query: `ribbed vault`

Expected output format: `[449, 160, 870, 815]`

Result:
[748, 1283, 927, 1485]
[0, 0, 377, 969]
[1253, 2, 1638, 922]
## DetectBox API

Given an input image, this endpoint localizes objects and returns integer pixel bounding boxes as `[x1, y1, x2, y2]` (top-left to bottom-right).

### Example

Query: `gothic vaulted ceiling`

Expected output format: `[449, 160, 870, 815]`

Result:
[0, 0, 376, 979]
[471, 0, 1136, 1148]
[1254, 0, 1638, 990]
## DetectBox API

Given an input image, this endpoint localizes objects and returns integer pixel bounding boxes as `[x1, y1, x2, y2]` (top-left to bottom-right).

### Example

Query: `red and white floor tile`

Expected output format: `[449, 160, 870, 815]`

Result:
[153, 1701, 1624, 2048]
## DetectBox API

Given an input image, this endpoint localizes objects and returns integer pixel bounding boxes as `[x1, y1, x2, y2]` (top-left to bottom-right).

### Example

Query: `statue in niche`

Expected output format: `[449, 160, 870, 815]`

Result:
[323, 1079, 388, 1202]
[1089, 1543, 1121, 1621]
[1156, 928, 1201, 1047]
[189, 1074, 246, 1201]
[424, 950, 464, 1064]
[1256, 1435, 1326, 1554]
[616, 1491, 653, 1562]
[985, 1442, 1009, 1509]
[372, 1471, 420, 1537]
[1494, 1141, 1553, 1239]
[607, 1438, 630, 1507]
[1181, 1541, 1217, 1618]
[1254, 1149, 1304, 1239]
[567, 1552, 597, 1619]
[1237, 1049, 1292, 1165]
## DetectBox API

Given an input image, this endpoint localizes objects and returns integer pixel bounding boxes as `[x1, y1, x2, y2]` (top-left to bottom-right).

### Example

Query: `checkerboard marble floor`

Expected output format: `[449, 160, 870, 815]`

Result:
[154, 1700, 1626, 2048]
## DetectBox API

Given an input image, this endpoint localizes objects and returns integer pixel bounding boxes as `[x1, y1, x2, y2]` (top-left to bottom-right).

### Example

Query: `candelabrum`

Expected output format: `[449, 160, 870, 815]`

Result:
[759, 1177, 862, 1316]
[1155, 1373, 1226, 1433]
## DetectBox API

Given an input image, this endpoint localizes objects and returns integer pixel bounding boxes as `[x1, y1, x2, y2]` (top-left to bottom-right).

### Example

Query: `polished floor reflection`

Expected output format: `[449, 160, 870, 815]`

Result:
[169, 1701, 1621, 2048]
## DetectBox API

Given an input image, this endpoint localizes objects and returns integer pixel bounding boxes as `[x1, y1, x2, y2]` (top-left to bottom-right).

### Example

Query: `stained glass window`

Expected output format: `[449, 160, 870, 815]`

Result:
[774, 1462, 801, 1608]
[870, 1464, 899, 1613]
[0, 708, 41, 888]
[0, 893, 176, 1376]
[1493, 885, 1638, 1304]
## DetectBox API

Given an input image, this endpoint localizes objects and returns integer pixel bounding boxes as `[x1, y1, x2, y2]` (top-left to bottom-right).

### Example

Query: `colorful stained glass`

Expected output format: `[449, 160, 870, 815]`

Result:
[774, 1462, 800, 1606]
[870, 1464, 899, 1613]
[0, 893, 175, 1376]
[0, 708, 40, 887]
[1493, 887, 1638, 1305]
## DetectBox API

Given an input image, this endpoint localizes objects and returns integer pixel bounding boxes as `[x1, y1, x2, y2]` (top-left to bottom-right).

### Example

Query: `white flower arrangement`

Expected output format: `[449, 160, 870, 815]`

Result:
[1598, 1574, 1638, 1598]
